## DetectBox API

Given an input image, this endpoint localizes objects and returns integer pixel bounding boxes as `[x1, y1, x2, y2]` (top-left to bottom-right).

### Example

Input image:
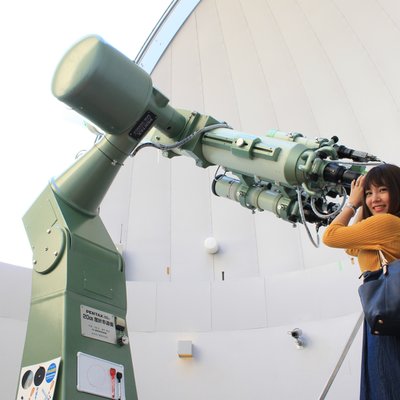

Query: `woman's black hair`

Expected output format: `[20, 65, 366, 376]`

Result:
[362, 163, 400, 218]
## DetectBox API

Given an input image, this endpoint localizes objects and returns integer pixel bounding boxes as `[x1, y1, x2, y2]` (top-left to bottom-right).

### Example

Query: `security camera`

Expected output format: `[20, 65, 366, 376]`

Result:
[289, 328, 302, 339]
[288, 328, 305, 349]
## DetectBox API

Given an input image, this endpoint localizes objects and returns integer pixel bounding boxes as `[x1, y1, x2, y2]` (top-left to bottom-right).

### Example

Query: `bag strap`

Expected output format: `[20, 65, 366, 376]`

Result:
[378, 250, 389, 275]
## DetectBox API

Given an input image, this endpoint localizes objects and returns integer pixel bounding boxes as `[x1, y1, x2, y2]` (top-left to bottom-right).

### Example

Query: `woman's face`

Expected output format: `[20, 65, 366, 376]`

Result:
[365, 184, 390, 215]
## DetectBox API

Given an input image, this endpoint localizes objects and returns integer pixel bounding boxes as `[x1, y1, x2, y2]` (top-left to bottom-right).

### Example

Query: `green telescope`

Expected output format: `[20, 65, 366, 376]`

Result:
[51, 35, 378, 223]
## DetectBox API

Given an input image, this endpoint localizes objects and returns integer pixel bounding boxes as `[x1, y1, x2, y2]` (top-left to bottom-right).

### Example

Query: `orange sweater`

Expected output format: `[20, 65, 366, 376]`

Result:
[322, 213, 400, 272]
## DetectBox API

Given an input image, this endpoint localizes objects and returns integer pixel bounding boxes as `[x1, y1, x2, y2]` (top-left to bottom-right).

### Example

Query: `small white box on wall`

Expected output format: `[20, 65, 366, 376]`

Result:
[177, 340, 193, 358]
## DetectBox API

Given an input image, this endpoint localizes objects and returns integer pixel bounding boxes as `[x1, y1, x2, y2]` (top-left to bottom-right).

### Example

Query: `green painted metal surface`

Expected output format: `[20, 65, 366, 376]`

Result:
[20, 183, 138, 399]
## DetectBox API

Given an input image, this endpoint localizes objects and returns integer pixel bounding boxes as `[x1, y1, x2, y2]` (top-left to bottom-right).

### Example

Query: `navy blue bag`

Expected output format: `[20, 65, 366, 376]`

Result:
[358, 251, 400, 336]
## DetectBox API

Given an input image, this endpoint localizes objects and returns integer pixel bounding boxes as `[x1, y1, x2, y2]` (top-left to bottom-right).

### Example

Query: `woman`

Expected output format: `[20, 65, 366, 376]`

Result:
[323, 163, 400, 400]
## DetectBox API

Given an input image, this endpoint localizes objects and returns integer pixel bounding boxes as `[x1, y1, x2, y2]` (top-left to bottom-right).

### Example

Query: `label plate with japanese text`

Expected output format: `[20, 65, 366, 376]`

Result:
[80, 305, 117, 344]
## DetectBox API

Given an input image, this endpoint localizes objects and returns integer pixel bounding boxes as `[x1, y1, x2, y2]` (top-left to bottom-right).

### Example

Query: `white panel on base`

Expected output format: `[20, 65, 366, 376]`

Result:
[77, 352, 125, 400]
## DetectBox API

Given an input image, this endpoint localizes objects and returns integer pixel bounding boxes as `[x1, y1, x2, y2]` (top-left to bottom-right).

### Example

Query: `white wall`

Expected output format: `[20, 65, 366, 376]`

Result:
[2, 262, 363, 399]
[130, 317, 363, 400]
[0, 263, 30, 400]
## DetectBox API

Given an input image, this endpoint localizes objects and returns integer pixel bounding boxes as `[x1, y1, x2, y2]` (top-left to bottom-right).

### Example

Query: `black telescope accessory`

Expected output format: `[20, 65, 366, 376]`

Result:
[301, 196, 341, 226]
[327, 136, 379, 162]
[322, 162, 362, 194]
